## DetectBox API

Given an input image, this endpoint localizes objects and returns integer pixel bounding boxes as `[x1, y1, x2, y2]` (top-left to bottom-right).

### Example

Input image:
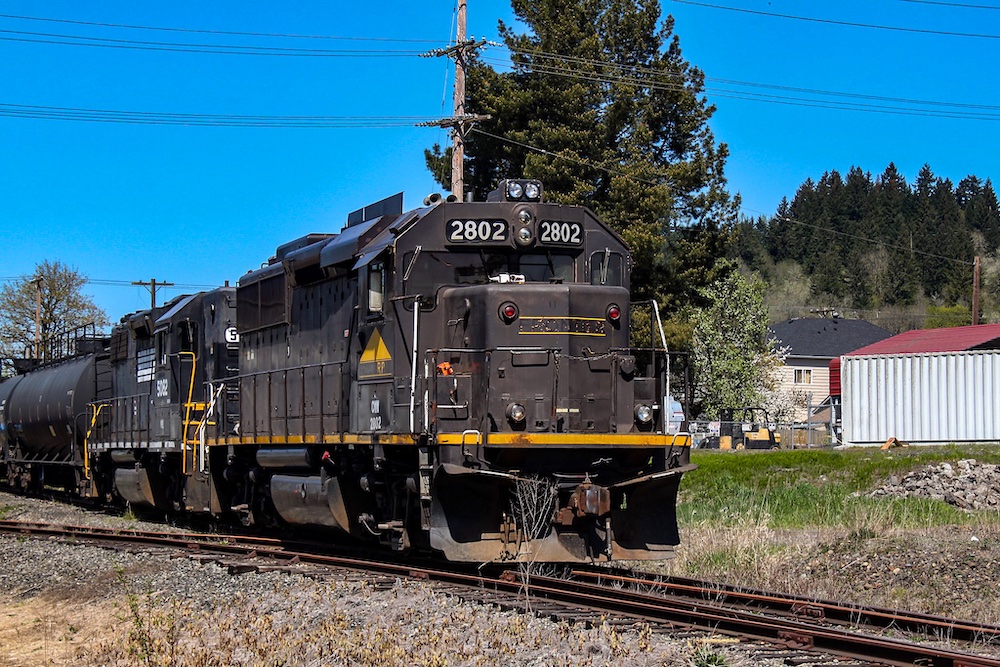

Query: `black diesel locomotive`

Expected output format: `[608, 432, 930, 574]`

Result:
[0, 179, 693, 563]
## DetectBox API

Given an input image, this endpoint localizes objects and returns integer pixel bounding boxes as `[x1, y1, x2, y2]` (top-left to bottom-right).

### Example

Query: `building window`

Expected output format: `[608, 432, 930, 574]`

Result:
[794, 369, 812, 384]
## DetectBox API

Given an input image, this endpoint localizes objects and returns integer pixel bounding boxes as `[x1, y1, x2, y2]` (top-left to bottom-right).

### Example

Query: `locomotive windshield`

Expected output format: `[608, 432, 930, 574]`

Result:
[403, 250, 576, 307]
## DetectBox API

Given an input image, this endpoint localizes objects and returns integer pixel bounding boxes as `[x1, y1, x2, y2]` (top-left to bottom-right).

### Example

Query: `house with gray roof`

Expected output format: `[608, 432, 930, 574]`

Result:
[769, 317, 892, 421]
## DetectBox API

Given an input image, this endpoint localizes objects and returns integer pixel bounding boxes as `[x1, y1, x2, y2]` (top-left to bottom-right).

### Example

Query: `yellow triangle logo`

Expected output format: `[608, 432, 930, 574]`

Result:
[360, 328, 391, 364]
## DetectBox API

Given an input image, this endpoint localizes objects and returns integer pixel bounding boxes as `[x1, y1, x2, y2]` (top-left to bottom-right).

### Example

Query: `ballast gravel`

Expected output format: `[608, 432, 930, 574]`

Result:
[0, 492, 774, 667]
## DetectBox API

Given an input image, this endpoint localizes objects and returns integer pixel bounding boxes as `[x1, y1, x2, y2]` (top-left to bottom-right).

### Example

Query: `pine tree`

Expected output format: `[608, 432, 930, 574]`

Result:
[426, 0, 737, 306]
[957, 176, 1000, 249]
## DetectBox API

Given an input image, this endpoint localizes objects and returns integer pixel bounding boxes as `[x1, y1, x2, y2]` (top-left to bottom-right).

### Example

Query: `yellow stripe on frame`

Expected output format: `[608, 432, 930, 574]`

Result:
[436, 432, 692, 448]
[204, 432, 684, 449]
[207, 433, 419, 447]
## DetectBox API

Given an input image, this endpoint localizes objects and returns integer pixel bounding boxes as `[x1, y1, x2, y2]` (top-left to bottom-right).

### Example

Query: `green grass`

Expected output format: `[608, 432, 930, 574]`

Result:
[678, 444, 1000, 530]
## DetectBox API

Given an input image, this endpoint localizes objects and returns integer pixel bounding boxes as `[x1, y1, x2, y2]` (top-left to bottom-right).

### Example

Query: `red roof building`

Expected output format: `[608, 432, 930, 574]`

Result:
[838, 324, 1000, 446]
[830, 323, 1000, 396]
[847, 323, 1000, 356]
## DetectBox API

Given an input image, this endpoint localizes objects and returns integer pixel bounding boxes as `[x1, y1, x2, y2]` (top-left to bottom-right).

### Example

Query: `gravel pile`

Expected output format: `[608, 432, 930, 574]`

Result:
[869, 458, 1000, 510]
[0, 492, 778, 667]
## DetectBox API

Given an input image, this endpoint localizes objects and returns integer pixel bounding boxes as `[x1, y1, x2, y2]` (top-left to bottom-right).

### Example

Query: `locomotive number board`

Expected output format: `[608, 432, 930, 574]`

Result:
[446, 219, 585, 246]
[538, 220, 583, 245]
[447, 219, 509, 243]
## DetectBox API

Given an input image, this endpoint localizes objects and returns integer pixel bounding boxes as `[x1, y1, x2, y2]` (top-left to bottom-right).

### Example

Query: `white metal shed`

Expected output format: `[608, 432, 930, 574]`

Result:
[842, 350, 1000, 446]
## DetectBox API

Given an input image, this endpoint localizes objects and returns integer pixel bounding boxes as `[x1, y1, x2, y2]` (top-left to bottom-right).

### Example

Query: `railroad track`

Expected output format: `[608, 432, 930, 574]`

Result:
[575, 565, 1000, 645]
[2, 519, 999, 667]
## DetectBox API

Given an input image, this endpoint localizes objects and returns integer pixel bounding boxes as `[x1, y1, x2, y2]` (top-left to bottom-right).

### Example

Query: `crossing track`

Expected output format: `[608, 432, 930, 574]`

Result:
[2, 519, 999, 667]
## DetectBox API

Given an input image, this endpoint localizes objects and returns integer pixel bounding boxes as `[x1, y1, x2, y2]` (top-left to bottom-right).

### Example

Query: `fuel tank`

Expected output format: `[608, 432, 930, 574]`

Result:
[5, 356, 99, 461]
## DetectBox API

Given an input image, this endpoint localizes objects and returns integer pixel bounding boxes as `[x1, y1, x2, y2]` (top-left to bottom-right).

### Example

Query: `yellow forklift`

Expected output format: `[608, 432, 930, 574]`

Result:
[717, 407, 780, 450]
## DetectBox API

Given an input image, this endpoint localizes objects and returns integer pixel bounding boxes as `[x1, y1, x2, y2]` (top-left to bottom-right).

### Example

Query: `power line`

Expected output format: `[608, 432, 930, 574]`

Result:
[3, 12, 993, 120]
[480, 49, 1000, 121]
[764, 215, 974, 266]
[473, 128, 974, 268]
[482, 57, 1000, 121]
[470, 127, 667, 189]
[901, 0, 1000, 9]
[0, 103, 439, 128]
[0, 276, 216, 288]
[668, 0, 1000, 39]
[0, 27, 432, 57]
[0, 13, 447, 43]
[499, 46, 1000, 113]
[132, 278, 174, 309]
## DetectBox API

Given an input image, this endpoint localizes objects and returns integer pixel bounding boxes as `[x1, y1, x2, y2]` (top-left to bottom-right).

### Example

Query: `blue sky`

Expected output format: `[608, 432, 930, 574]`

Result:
[2, 1, 997, 321]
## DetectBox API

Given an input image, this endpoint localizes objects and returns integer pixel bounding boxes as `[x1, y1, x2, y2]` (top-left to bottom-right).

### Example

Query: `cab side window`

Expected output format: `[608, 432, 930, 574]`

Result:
[178, 322, 198, 353]
[590, 251, 623, 286]
[156, 330, 168, 367]
[368, 262, 385, 316]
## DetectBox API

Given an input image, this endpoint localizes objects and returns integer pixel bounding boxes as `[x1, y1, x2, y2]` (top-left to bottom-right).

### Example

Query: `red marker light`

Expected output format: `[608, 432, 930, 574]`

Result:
[499, 302, 519, 323]
[606, 304, 621, 322]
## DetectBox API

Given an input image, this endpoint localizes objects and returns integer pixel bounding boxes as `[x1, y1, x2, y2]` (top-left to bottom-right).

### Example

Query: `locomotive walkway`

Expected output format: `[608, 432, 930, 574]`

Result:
[2, 518, 998, 667]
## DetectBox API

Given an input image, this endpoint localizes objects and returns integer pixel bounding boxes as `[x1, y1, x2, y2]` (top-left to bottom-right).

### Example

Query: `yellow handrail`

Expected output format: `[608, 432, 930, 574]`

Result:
[83, 402, 110, 481]
[179, 351, 198, 474]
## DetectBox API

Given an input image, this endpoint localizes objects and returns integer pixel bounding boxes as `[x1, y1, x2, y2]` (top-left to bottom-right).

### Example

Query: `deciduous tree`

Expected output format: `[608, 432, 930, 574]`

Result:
[691, 265, 782, 418]
[0, 260, 108, 375]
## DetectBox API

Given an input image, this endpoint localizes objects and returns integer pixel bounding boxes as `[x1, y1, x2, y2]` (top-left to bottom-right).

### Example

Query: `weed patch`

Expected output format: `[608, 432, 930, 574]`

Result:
[680, 445, 1000, 531]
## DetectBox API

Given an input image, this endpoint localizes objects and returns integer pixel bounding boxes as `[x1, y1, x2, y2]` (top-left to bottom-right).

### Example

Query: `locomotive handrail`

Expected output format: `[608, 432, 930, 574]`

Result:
[82, 402, 110, 481]
[408, 295, 420, 434]
[196, 382, 226, 473]
[179, 351, 197, 475]
[226, 359, 348, 381]
[86, 392, 153, 447]
[220, 359, 348, 444]
[460, 430, 482, 445]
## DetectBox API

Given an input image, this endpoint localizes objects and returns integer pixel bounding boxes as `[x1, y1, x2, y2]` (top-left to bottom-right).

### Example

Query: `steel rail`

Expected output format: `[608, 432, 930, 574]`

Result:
[2, 520, 998, 667]
[573, 567, 1000, 644]
[522, 572, 1000, 667]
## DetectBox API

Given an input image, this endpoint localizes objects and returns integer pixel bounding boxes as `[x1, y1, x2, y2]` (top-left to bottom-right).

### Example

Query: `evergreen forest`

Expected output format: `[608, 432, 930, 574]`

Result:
[732, 164, 1000, 332]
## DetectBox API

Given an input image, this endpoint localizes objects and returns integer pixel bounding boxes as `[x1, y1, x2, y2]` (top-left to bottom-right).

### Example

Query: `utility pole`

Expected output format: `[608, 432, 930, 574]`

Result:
[132, 278, 175, 309]
[33, 277, 42, 359]
[420, 0, 490, 202]
[451, 0, 469, 199]
[972, 256, 981, 326]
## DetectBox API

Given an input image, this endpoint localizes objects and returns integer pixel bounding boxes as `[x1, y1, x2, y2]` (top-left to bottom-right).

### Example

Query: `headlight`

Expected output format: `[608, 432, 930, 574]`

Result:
[635, 404, 653, 424]
[524, 181, 541, 200]
[515, 227, 534, 246]
[507, 403, 526, 423]
[517, 209, 533, 225]
[507, 181, 524, 200]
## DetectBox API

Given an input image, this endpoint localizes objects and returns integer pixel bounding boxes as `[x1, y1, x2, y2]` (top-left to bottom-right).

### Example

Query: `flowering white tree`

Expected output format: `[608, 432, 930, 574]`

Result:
[692, 267, 784, 418]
